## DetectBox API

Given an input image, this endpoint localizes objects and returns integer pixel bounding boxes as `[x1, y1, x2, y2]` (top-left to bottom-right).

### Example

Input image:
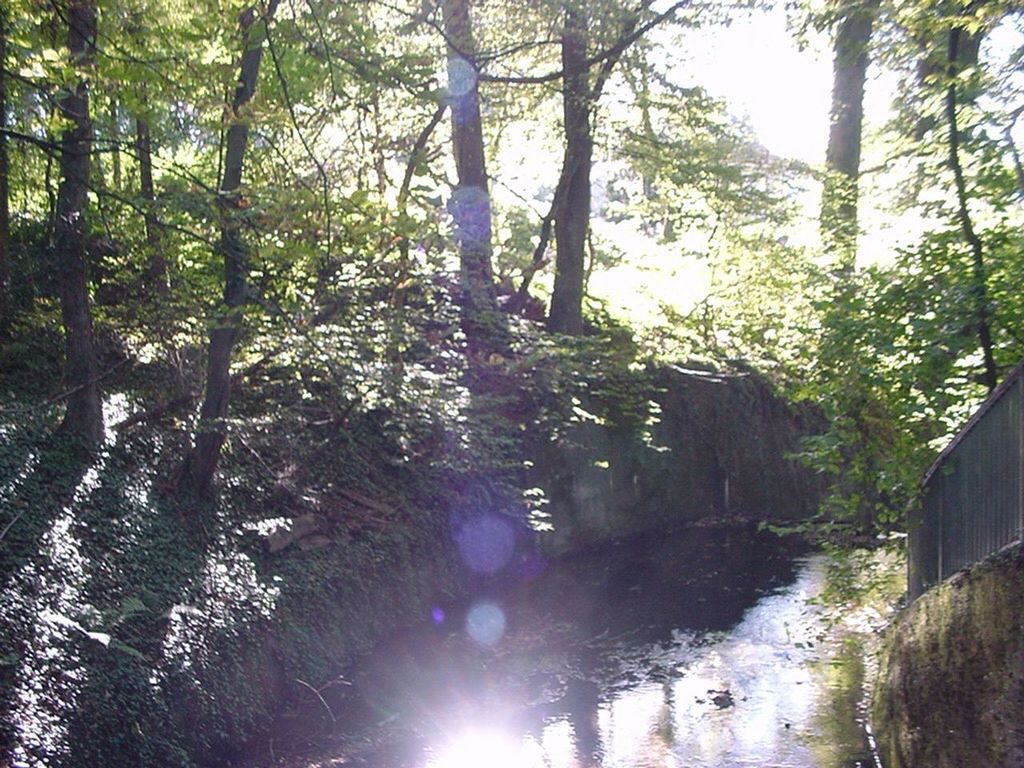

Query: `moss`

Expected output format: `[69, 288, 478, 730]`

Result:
[872, 543, 1024, 768]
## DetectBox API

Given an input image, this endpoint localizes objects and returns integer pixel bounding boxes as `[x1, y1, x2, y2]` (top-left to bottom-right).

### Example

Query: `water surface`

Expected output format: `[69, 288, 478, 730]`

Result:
[274, 528, 877, 768]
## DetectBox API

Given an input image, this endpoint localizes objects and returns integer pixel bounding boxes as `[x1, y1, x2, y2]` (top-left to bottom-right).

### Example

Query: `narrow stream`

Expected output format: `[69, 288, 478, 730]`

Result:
[272, 528, 877, 768]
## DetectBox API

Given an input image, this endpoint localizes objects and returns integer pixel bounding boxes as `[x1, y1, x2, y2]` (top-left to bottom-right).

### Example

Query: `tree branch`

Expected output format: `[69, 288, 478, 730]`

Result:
[0, 127, 60, 153]
[398, 101, 448, 207]
[264, 17, 333, 262]
[479, 0, 685, 85]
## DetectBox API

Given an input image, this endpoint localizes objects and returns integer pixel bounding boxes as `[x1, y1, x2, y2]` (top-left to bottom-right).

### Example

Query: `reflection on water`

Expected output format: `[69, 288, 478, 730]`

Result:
[284, 529, 877, 768]
[422, 559, 872, 768]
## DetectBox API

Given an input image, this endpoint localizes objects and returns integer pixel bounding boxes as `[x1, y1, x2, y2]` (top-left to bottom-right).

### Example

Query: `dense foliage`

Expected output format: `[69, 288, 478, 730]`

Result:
[1, 0, 1024, 763]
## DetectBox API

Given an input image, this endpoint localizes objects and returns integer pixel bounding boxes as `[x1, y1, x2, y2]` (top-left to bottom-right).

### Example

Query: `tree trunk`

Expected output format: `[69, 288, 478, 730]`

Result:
[547, 3, 592, 335]
[440, 0, 505, 353]
[506, 202, 554, 315]
[945, 26, 997, 393]
[388, 103, 448, 389]
[54, 0, 103, 448]
[177, 0, 278, 500]
[109, 99, 121, 190]
[136, 116, 168, 294]
[821, 0, 878, 272]
[913, 13, 983, 140]
[0, 4, 10, 331]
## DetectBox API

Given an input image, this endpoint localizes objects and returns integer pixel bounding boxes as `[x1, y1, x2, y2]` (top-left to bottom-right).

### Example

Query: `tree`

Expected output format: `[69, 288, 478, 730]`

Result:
[543, 0, 679, 334]
[441, 0, 506, 353]
[820, 0, 880, 270]
[0, 4, 9, 332]
[54, 0, 104, 448]
[135, 115, 167, 295]
[547, 2, 592, 335]
[944, 19, 997, 391]
[177, 0, 280, 500]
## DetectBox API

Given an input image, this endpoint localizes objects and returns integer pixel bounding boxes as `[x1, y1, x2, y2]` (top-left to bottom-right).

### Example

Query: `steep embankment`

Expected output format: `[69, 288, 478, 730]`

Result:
[0, 405, 466, 767]
[0, 350, 825, 766]
[532, 364, 824, 551]
[872, 542, 1024, 768]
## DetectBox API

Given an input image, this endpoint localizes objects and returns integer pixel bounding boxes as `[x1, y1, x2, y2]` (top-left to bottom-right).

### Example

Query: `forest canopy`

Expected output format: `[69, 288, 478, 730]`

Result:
[0, 0, 1021, 524]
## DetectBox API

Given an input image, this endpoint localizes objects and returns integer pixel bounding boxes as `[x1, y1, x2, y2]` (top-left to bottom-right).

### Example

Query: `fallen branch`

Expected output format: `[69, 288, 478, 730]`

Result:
[334, 486, 395, 517]
[0, 507, 27, 544]
[112, 392, 196, 432]
[113, 350, 278, 432]
[295, 678, 337, 724]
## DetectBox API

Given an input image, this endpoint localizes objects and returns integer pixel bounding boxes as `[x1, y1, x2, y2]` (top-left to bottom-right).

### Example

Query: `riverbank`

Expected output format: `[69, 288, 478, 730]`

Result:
[1, 330, 833, 767]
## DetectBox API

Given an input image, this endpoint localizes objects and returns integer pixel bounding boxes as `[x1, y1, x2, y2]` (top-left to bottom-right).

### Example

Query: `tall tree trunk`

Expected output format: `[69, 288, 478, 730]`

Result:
[946, 26, 997, 392]
[547, 2, 592, 336]
[0, 4, 10, 332]
[177, 0, 278, 500]
[820, 0, 878, 272]
[109, 99, 121, 189]
[54, 0, 103, 448]
[638, 68, 657, 203]
[440, 0, 505, 354]
[913, 14, 983, 140]
[136, 116, 167, 294]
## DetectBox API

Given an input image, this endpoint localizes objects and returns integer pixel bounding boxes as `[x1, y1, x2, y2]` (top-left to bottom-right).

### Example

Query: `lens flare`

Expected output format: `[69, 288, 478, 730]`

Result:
[454, 513, 515, 574]
[447, 186, 492, 254]
[446, 56, 477, 97]
[464, 601, 506, 646]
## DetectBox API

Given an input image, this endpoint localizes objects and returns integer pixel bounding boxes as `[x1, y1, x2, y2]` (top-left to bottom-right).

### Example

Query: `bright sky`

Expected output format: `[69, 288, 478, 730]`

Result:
[583, 5, 839, 324]
[671, 5, 833, 166]
[584, 7, 1021, 328]
[492, 3, 913, 325]
[494, 4, 838, 204]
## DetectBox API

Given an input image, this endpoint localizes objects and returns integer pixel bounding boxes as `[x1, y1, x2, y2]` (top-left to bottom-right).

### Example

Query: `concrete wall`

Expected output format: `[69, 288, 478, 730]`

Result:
[533, 365, 825, 551]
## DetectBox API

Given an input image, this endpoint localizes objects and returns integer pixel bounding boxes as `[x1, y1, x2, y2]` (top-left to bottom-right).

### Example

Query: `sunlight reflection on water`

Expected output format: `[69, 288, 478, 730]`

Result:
[420, 557, 871, 768]
[426, 728, 546, 768]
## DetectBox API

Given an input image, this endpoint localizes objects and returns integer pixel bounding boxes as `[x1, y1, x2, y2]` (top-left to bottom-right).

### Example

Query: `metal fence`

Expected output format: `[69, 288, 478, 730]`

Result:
[908, 363, 1024, 601]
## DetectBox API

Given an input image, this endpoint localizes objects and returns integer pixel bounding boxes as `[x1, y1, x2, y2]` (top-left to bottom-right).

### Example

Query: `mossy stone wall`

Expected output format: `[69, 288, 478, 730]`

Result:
[872, 542, 1024, 768]
[533, 365, 825, 551]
